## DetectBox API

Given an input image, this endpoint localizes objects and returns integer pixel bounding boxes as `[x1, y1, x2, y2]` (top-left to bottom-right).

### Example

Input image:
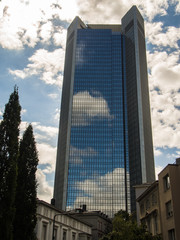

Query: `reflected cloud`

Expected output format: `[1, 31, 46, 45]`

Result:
[71, 91, 112, 126]
[69, 146, 97, 164]
[76, 41, 85, 66]
[68, 168, 130, 217]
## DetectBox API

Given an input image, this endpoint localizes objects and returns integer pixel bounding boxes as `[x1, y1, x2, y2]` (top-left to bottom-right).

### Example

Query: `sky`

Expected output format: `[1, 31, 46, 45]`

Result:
[0, 0, 180, 203]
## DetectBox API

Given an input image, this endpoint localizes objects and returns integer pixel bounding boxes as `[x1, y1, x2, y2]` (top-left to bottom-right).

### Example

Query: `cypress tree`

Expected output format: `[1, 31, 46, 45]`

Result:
[14, 124, 39, 240]
[0, 86, 21, 240]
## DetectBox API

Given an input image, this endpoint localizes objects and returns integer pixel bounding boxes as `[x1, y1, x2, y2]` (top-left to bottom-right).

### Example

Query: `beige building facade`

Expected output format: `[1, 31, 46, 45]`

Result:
[158, 160, 180, 240]
[68, 209, 112, 240]
[136, 159, 180, 240]
[136, 181, 161, 236]
[36, 200, 92, 240]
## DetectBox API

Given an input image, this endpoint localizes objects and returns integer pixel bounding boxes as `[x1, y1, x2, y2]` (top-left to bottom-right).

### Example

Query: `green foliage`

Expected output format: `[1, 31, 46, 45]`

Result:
[0, 86, 21, 240]
[0, 87, 39, 240]
[100, 210, 162, 240]
[14, 124, 39, 240]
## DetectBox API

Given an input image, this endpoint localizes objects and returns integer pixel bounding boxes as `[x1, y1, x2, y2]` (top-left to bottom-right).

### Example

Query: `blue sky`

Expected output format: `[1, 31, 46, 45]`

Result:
[0, 0, 180, 202]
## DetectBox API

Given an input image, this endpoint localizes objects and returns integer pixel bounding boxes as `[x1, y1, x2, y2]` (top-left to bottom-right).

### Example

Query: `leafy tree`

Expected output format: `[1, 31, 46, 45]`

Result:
[0, 86, 21, 240]
[100, 210, 162, 240]
[13, 124, 39, 240]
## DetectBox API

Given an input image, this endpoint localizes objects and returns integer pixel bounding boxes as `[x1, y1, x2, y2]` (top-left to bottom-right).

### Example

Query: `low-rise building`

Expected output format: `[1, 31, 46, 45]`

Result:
[135, 158, 180, 240]
[36, 200, 92, 240]
[158, 159, 180, 240]
[136, 181, 161, 236]
[68, 207, 112, 240]
[134, 183, 151, 225]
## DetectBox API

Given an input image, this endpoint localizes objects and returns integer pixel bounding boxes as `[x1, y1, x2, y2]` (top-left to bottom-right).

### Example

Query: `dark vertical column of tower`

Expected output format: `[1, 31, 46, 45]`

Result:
[122, 6, 155, 211]
[53, 17, 86, 210]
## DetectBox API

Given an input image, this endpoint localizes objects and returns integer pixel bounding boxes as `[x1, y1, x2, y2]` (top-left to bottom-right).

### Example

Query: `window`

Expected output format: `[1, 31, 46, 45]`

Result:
[146, 198, 150, 210]
[152, 193, 157, 206]
[98, 233, 103, 238]
[168, 229, 176, 240]
[63, 230, 67, 240]
[42, 224, 47, 240]
[43, 208, 48, 216]
[140, 203, 144, 215]
[153, 214, 158, 235]
[166, 201, 173, 218]
[147, 217, 151, 233]
[164, 174, 170, 191]
[98, 221, 102, 230]
[54, 228, 57, 240]
[72, 232, 76, 240]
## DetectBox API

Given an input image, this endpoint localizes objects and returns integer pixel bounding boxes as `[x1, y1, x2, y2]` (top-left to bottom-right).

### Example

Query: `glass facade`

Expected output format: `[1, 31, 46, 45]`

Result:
[67, 29, 130, 217]
[54, 6, 155, 217]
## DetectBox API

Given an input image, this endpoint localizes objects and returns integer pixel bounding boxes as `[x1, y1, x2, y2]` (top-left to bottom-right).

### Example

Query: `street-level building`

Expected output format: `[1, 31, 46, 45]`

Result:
[36, 199, 92, 240]
[158, 159, 180, 240]
[134, 183, 152, 225]
[68, 207, 112, 240]
[136, 181, 161, 236]
[136, 158, 180, 240]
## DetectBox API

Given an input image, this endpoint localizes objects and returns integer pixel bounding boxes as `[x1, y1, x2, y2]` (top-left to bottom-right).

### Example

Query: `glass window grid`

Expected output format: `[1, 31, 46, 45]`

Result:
[66, 29, 130, 216]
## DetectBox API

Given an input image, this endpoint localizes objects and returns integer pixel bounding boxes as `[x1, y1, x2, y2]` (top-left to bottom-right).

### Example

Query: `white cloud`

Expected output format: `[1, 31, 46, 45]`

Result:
[37, 142, 57, 173]
[20, 121, 58, 174]
[0, 107, 3, 117]
[0, 1, 40, 49]
[146, 22, 180, 48]
[0, 107, 3, 124]
[19, 121, 29, 137]
[155, 165, 163, 179]
[150, 62, 180, 91]
[60, 0, 78, 20]
[19, 121, 56, 201]
[174, 0, 180, 13]
[76, 0, 169, 23]
[54, 108, 60, 121]
[53, 28, 67, 49]
[36, 168, 53, 203]
[9, 48, 65, 86]
[154, 148, 163, 156]
[39, 21, 53, 44]
[32, 122, 58, 138]
[48, 93, 59, 99]
[21, 108, 27, 115]
[147, 49, 180, 150]
[0, 0, 174, 51]
[9, 70, 27, 79]
[21, 121, 59, 144]
[151, 91, 180, 149]
[167, 152, 180, 162]
[0, 0, 68, 50]
[138, 0, 168, 21]
[147, 50, 180, 73]
[72, 91, 112, 126]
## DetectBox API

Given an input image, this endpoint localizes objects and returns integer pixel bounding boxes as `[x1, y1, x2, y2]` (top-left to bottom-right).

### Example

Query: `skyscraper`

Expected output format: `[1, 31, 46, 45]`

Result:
[54, 5, 155, 217]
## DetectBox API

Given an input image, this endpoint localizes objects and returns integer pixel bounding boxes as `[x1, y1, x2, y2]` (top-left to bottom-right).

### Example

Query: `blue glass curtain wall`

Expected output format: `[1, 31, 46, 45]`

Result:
[67, 29, 130, 217]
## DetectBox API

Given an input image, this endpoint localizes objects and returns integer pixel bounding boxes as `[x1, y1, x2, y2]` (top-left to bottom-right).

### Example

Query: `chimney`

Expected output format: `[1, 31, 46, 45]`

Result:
[51, 198, 55, 206]
[176, 158, 180, 165]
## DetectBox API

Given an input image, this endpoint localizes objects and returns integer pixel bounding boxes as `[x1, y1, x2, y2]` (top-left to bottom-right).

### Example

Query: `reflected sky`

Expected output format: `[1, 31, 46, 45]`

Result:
[66, 28, 130, 217]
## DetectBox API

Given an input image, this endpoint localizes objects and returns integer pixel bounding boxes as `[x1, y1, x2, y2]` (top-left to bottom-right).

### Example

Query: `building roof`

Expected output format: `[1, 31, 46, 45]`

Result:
[68, 209, 112, 223]
[37, 199, 92, 227]
[136, 181, 159, 202]
[158, 162, 180, 176]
